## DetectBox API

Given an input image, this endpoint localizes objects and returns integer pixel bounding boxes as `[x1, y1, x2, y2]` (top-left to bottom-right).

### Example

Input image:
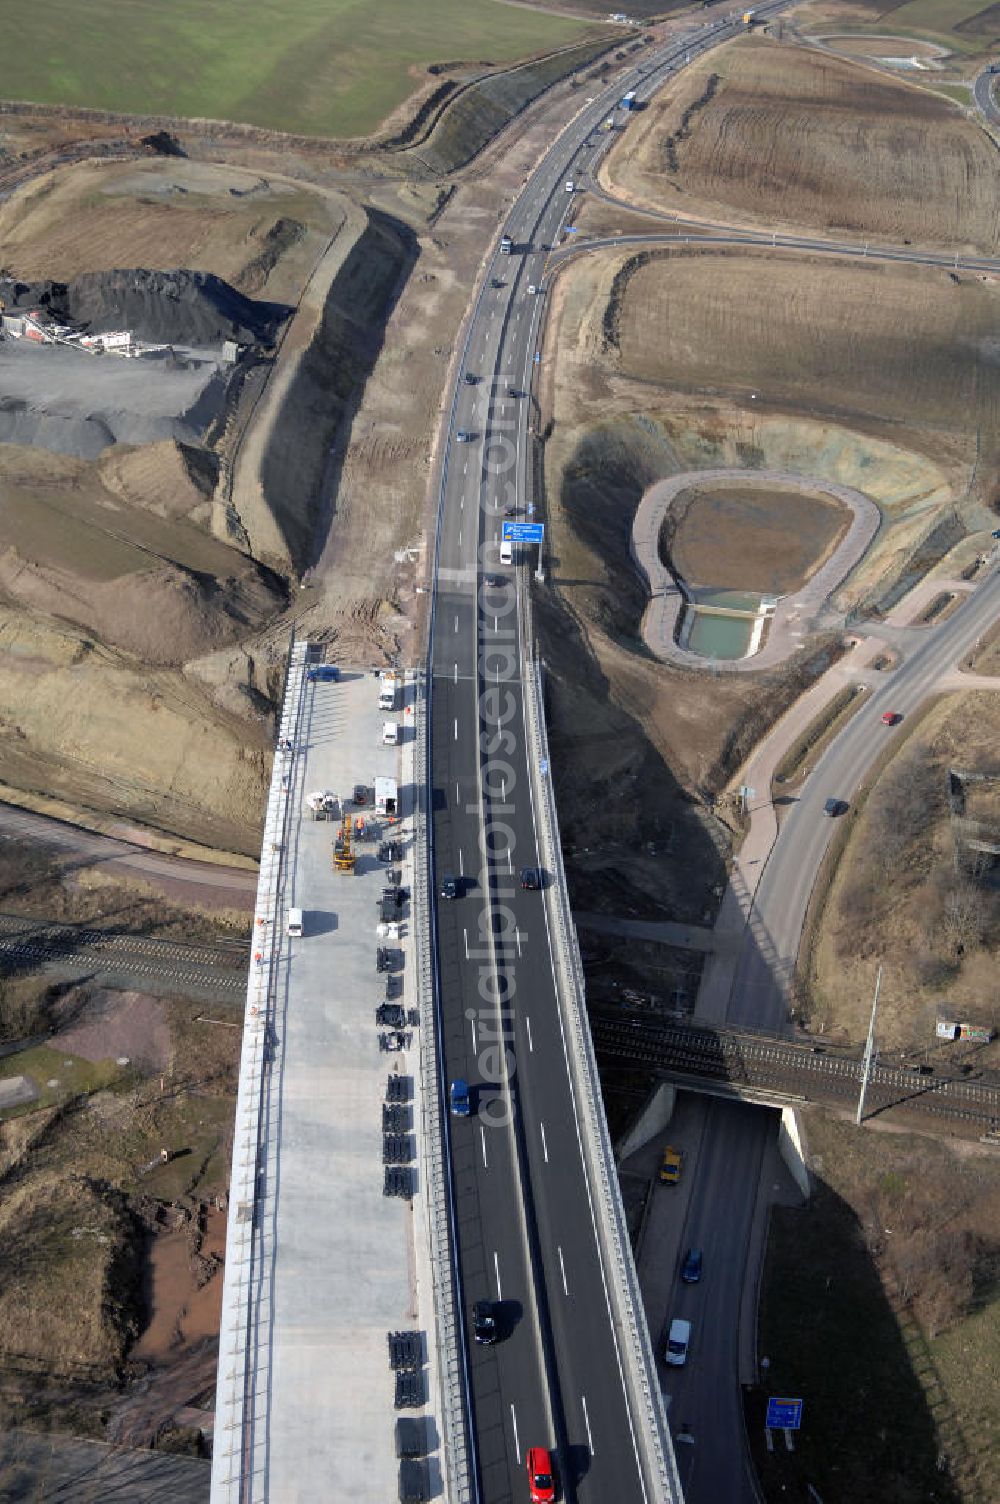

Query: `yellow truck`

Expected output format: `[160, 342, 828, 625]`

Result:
[658, 1146, 682, 1185]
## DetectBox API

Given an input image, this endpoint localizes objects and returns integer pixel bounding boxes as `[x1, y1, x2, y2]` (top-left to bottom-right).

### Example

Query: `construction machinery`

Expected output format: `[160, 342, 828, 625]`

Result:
[333, 812, 355, 874]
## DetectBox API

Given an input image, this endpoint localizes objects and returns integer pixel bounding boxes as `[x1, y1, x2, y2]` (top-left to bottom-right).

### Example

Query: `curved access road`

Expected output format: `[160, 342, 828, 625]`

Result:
[973, 64, 1000, 127]
[631, 469, 881, 670]
[697, 565, 1000, 1031]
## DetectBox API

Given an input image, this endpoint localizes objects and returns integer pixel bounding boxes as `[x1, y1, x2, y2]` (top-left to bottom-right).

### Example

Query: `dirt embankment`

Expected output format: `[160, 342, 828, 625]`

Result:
[231, 207, 415, 572]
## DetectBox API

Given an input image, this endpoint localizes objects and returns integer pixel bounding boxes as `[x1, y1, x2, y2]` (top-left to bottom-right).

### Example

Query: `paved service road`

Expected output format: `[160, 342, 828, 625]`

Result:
[427, 7, 789, 1500]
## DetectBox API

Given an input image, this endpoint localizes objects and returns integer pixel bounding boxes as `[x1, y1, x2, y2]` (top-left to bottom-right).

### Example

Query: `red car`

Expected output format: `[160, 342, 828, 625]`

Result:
[526, 1447, 556, 1503]
[881, 710, 902, 726]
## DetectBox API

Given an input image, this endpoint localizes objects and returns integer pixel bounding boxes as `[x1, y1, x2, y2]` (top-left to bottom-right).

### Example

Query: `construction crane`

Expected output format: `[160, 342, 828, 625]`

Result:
[333, 812, 355, 874]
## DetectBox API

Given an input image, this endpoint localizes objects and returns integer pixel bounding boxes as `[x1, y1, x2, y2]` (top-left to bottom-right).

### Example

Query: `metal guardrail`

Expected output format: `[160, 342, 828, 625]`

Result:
[412, 669, 475, 1504]
[518, 591, 682, 1503]
[210, 636, 309, 1504]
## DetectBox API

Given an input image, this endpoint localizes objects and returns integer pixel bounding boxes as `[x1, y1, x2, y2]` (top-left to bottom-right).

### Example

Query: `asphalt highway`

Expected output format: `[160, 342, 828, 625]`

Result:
[427, 9, 789, 1501]
[727, 567, 1000, 1033]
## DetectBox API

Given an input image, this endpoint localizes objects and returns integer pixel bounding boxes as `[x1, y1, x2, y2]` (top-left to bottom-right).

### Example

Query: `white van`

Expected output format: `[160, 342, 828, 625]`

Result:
[665, 1317, 691, 1367]
[499, 539, 514, 566]
[382, 721, 400, 746]
[286, 907, 303, 938]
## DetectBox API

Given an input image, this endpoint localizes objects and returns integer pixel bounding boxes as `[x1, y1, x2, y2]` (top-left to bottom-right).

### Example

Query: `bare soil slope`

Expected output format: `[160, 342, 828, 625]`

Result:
[603, 36, 1000, 251]
[809, 690, 1000, 1048]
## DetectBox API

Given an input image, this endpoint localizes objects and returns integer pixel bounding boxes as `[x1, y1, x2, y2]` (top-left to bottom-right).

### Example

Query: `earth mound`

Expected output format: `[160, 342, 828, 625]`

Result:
[99, 441, 218, 522]
[0, 268, 290, 348]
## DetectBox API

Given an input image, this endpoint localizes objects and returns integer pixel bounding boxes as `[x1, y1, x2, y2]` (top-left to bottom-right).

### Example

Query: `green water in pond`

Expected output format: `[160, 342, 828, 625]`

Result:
[685, 610, 755, 660]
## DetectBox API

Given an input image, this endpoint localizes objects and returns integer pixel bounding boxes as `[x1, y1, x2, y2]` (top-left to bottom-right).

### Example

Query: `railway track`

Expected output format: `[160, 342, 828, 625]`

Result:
[0, 911, 249, 995]
[592, 1013, 1000, 1128]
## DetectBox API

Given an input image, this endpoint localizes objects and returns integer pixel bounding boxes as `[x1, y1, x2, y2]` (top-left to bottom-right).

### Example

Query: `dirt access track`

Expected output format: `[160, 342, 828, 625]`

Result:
[631, 469, 881, 670]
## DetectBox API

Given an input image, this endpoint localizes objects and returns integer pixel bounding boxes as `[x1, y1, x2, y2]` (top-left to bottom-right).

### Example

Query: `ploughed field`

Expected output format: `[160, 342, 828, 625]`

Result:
[611, 249, 1000, 444]
[0, 0, 589, 138]
[605, 36, 1000, 252]
[662, 484, 850, 595]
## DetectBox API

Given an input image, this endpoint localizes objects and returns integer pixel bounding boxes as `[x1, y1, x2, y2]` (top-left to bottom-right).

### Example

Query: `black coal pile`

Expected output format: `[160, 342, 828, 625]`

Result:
[0, 268, 290, 348]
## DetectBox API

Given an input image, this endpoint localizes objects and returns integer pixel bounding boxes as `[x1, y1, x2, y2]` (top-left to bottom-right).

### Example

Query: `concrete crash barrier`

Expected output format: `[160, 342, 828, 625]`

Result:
[518, 592, 684, 1504]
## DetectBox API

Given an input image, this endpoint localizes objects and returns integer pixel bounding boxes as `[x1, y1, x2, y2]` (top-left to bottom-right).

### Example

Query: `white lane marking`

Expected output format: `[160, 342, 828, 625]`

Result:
[459, 848, 465, 877]
[453, 663, 458, 684]
[540, 1121, 549, 1163]
[510, 1404, 520, 1462]
[494, 615, 498, 631]
[458, 528, 462, 547]
[495, 1249, 503, 1301]
[454, 615, 459, 633]
[463, 928, 469, 960]
[526, 1015, 533, 1053]
[501, 777, 506, 800]
[454, 718, 458, 741]
[515, 927, 522, 958]
[507, 850, 513, 874]
[455, 779, 460, 803]
[480, 1126, 488, 1168]
[469, 1011, 477, 1052]
[461, 496, 464, 510]
[582, 1395, 595, 1456]
[463, 461, 468, 475]
[558, 1245, 569, 1296]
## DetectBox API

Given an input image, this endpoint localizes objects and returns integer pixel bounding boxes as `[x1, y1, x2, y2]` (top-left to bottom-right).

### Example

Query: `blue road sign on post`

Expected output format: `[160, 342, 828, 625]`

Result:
[765, 1398, 803, 1431]
[564, 226, 579, 234]
[502, 522, 545, 544]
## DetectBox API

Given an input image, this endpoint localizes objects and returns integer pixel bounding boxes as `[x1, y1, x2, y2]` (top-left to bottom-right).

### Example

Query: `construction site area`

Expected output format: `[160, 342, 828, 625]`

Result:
[2, 0, 1000, 1498]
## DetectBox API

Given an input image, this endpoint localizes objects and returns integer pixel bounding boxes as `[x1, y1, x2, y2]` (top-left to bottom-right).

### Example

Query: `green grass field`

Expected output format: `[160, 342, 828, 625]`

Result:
[2, 0, 593, 138]
[846, 0, 1000, 54]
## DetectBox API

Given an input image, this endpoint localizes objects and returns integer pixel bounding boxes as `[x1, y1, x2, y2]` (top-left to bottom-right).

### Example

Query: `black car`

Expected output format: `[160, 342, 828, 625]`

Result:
[680, 1247, 703, 1284]
[823, 798, 847, 818]
[519, 866, 542, 891]
[473, 1300, 498, 1345]
[441, 874, 459, 900]
[465, 372, 478, 386]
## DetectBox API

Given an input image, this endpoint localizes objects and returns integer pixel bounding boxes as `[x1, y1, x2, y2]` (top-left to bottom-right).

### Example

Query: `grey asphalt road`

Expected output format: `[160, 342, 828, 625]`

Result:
[726, 567, 1000, 1035]
[655, 1097, 772, 1504]
[973, 65, 1000, 126]
[427, 7, 791, 1501]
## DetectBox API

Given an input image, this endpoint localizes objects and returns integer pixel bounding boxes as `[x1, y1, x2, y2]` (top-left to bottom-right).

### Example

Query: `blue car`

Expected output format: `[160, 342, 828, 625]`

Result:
[307, 664, 339, 682]
[450, 1079, 471, 1117]
[680, 1248, 703, 1284]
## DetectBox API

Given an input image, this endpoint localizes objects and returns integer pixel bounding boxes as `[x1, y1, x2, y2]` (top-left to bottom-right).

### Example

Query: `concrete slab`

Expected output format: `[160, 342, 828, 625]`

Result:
[0, 1075, 39, 1110]
[265, 668, 438, 1502]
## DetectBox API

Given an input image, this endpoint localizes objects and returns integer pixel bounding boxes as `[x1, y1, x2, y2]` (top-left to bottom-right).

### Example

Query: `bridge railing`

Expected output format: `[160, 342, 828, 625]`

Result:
[518, 591, 683, 1504]
[211, 634, 309, 1504]
[412, 667, 475, 1504]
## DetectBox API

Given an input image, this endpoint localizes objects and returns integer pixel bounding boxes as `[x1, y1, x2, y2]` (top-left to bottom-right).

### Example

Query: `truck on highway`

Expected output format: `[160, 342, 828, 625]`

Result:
[378, 671, 402, 711]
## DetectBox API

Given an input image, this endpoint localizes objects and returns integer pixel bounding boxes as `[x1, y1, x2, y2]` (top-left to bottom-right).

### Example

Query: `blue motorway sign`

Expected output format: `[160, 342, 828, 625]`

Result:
[765, 1397, 803, 1431]
[502, 521, 544, 544]
[564, 225, 579, 234]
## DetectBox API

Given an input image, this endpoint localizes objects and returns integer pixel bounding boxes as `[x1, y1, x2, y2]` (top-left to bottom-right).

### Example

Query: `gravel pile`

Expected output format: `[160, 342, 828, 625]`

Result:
[0, 267, 290, 348]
